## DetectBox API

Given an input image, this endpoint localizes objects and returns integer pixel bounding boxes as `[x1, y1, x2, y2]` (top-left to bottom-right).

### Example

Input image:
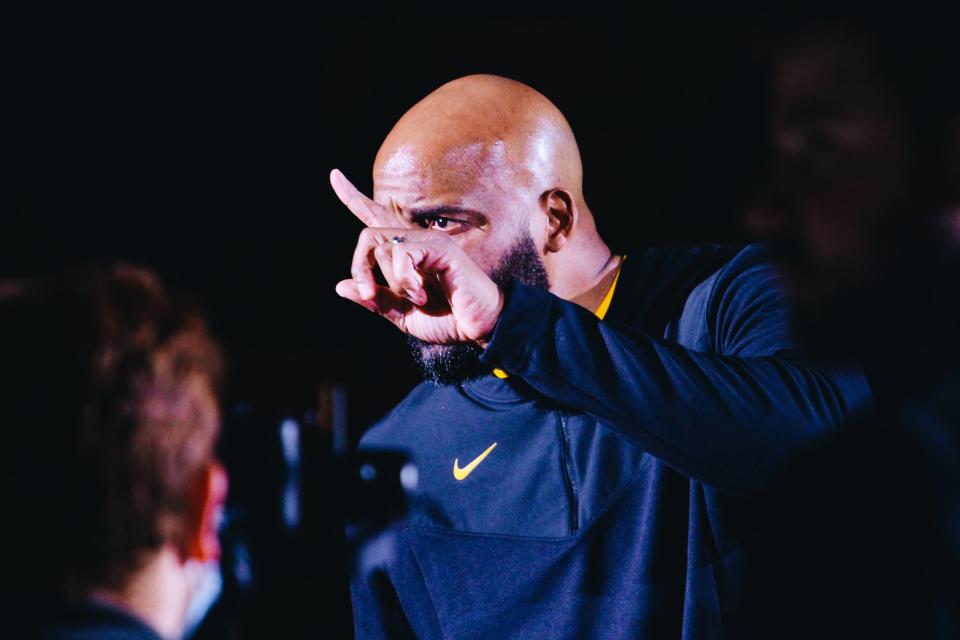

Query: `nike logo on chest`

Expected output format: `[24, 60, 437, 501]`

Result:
[453, 442, 498, 480]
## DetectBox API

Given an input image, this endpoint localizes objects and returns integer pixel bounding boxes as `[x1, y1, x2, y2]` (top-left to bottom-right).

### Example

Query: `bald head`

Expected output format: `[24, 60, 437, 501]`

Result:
[370, 74, 612, 306]
[375, 74, 586, 213]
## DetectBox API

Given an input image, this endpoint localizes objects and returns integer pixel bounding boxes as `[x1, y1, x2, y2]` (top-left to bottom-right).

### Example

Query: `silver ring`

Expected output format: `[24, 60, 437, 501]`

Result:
[390, 236, 406, 245]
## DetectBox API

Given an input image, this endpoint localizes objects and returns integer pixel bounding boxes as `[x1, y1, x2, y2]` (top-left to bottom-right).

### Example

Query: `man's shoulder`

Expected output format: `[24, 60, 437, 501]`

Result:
[661, 242, 771, 287]
[609, 242, 772, 334]
[711, 242, 774, 285]
[619, 241, 789, 355]
[687, 242, 778, 311]
[683, 242, 791, 356]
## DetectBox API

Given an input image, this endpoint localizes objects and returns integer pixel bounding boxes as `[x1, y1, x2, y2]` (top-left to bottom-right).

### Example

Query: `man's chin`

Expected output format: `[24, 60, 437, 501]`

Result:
[406, 337, 487, 385]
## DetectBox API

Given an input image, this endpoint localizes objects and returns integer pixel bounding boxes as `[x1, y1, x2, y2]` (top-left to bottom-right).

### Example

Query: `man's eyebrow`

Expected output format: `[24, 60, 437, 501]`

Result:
[406, 205, 483, 219]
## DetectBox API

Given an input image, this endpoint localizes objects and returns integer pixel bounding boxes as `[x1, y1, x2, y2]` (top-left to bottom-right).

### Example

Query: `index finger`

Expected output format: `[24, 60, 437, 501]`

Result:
[329, 168, 396, 228]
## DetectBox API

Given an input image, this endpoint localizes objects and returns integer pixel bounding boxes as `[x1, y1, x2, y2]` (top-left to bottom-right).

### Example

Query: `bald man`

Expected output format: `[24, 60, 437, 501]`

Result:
[332, 75, 870, 639]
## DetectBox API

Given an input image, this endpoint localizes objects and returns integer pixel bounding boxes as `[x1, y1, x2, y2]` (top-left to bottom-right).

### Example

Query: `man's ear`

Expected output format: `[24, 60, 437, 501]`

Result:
[539, 188, 577, 253]
[187, 462, 228, 563]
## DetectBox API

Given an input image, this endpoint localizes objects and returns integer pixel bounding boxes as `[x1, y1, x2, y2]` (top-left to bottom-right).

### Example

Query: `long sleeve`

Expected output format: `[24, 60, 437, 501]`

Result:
[478, 248, 872, 495]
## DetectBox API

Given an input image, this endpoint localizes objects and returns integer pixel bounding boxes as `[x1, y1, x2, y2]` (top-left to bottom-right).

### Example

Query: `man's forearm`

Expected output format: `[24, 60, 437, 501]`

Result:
[479, 282, 872, 495]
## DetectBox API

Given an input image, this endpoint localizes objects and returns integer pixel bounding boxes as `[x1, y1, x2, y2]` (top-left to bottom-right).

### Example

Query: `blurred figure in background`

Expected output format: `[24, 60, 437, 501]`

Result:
[0, 266, 228, 639]
[747, 16, 960, 638]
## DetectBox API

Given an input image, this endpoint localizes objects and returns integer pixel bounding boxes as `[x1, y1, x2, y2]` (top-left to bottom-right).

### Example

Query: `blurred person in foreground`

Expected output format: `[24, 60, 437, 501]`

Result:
[746, 16, 960, 638]
[0, 266, 228, 639]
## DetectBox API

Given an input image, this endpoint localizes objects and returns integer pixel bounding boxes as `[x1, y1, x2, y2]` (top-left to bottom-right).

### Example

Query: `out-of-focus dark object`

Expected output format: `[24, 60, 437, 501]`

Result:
[749, 14, 960, 382]
[341, 450, 415, 530]
[195, 394, 414, 640]
[744, 13, 960, 639]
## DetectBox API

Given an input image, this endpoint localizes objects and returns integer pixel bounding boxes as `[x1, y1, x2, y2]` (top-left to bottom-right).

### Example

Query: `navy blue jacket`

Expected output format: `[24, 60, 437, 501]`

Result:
[354, 244, 871, 639]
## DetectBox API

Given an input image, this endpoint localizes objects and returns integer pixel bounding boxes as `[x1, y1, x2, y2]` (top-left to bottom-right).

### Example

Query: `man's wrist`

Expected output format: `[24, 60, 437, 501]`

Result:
[474, 286, 505, 349]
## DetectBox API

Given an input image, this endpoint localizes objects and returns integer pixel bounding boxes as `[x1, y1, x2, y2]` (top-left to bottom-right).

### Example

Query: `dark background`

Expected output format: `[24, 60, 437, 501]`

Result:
[5, 13, 778, 637]
[5, 14, 772, 441]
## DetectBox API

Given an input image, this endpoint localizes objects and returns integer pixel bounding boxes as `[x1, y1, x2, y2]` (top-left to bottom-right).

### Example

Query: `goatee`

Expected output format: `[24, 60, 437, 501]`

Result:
[407, 232, 550, 385]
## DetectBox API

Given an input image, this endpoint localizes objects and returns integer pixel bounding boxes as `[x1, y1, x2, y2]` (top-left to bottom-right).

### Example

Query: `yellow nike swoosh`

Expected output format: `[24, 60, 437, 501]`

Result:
[453, 442, 498, 481]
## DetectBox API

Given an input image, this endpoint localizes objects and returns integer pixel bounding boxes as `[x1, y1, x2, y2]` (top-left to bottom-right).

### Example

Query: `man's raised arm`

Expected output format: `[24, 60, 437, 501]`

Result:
[479, 247, 871, 495]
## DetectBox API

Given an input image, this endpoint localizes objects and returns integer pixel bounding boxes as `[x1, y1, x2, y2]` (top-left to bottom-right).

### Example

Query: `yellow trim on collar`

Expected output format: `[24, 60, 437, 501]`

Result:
[492, 256, 625, 379]
[593, 260, 623, 321]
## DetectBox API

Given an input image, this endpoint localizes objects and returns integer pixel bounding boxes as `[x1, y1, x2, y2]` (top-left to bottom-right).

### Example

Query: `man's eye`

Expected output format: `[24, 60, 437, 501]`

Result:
[419, 216, 462, 231]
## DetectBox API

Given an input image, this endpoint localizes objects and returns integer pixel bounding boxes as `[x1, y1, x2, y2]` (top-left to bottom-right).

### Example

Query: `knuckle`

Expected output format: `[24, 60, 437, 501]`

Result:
[409, 247, 426, 266]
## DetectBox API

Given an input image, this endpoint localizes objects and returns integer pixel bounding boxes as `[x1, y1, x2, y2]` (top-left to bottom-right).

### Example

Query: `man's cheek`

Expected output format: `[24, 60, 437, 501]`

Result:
[463, 241, 505, 277]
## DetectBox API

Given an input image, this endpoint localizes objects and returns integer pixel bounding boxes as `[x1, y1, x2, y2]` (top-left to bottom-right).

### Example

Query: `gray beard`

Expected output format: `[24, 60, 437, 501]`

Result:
[406, 232, 550, 385]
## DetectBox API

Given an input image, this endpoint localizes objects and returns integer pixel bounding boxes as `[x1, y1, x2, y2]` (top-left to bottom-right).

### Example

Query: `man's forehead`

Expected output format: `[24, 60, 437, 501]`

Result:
[378, 145, 422, 178]
[374, 140, 515, 201]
